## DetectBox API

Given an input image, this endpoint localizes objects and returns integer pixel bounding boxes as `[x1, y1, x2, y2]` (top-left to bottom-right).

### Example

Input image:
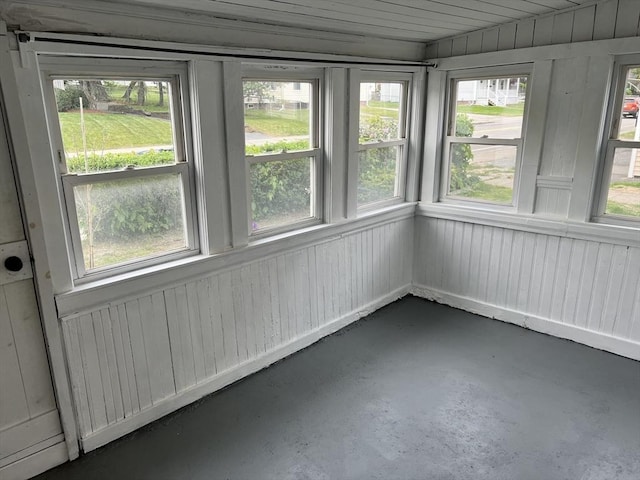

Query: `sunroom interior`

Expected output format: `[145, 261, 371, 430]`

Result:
[0, 0, 639, 479]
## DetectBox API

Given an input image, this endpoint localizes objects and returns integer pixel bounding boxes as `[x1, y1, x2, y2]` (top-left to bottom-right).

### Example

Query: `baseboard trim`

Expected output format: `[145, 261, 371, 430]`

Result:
[0, 441, 68, 480]
[80, 284, 411, 452]
[410, 285, 640, 361]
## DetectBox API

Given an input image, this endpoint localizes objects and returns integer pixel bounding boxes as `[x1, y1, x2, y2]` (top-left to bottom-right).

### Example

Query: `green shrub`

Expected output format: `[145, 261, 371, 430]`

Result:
[72, 151, 181, 241]
[67, 150, 174, 173]
[449, 114, 479, 193]
[250, 157, 310, 224]
[55, 86, 89, 112]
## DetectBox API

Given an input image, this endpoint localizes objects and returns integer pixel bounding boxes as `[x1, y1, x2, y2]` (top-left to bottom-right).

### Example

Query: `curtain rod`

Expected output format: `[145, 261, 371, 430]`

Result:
[18, 31, 436, 68]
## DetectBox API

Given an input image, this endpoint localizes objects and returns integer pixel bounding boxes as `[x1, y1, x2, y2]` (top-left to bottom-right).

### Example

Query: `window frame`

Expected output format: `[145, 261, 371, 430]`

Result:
[355, 71, 412, 211]
[593, 55, 640, 227]
[241, 67, 324, 238]
[39, 58, 200, 282]
[439, 66, 532, 210]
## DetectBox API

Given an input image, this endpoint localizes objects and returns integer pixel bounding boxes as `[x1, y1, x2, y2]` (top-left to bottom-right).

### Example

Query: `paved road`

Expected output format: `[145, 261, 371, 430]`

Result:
[464, 114, 640, 169]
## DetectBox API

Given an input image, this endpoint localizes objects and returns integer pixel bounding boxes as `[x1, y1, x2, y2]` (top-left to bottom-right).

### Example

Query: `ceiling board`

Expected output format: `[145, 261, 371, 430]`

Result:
[6, 0, 597, 43]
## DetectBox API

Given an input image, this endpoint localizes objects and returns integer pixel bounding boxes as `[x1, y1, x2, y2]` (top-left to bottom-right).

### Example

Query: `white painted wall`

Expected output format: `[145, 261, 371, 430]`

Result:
[61, 216, 414, 450]
[1, 0, 638, 467]
[417, 0, 640, 363]
[412, 216, 640, 360]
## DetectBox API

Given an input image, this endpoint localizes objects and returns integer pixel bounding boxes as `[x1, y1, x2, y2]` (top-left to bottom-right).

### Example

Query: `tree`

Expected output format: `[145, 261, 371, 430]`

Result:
[157, 81, 164, 107]
[243, 81, 273, 108]
[136, 81, 147, 106]
[122, 81, 137, 103]
[80, 80, 110, 109]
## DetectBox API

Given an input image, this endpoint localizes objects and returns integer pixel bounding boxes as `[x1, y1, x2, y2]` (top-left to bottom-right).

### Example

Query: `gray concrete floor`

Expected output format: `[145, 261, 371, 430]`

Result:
[36, 296, 640, 480]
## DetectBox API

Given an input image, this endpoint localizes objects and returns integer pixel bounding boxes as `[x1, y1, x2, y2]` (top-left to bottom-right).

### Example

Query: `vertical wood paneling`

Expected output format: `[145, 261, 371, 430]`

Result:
[498, 23, 517, 51]
[515, 18, 535, 48]
[466, 31, 483, 55]
[427, 0, 635, 59]
[481, 28, 499, 52]
[593, 0, 619, 40]
[451, 36, 468, 56]
[0, 286, 31, 426]
[124, 300, 152, 409]
[414, 218, 640, 351]
[2, 281, 57, 418]
[92, 310, 116, 424]
[614, 0, 640, 37]
[600, 245, 628, 335]
[551, 11, 574, 44]
[532, 16, 554, 46]
[617, 247, 640, 339]
[63, 219, 414, 439]
[571, 5, 595, 42]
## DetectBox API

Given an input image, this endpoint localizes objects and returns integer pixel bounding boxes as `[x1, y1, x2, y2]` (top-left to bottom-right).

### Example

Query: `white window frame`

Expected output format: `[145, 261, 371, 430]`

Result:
[440, 66, 532, 210]
[39, 57, 199, 282]
[353, 71, 411, 211]
[593, 55, 640, 228]
[242, 67, 323, 238]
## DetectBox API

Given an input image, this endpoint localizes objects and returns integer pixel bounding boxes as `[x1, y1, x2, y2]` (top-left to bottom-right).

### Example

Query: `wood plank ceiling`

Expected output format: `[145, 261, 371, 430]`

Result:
[107, 0, 596, 42]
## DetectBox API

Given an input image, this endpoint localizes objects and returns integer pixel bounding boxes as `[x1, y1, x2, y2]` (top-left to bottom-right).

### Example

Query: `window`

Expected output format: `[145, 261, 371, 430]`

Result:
[442, 74, 528, 206]
[596, 63, 640, 223]
[44, 64, 198, 280]
[357, 79, 408, 207]
[243, 78, 321, 234]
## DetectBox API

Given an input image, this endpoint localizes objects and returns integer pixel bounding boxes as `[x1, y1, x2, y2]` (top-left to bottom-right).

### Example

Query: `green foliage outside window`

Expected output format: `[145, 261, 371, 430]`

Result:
[449, 114, 479, 193]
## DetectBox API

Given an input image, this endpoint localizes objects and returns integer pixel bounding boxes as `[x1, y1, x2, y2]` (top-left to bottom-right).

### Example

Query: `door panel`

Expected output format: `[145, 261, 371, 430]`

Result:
[0, 89, 66, 478]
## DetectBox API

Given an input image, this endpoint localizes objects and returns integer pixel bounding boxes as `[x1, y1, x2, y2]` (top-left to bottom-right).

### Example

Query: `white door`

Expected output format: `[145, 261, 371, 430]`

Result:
[0, 96, 67, 479]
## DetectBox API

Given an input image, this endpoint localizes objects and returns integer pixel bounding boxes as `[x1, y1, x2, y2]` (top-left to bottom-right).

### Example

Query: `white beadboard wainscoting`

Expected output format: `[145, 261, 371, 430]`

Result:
[412, 215, 640, 361]
[59, 215, 414, 451]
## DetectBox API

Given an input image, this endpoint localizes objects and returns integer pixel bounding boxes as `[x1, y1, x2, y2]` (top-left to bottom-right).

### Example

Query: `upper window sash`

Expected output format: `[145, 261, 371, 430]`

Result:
[440, 67, 531, 208]
[241, 69, 323, 236]
[594, 58, 640, 225]
[39, 58, 199, 282]
[355, 72, 411, 209]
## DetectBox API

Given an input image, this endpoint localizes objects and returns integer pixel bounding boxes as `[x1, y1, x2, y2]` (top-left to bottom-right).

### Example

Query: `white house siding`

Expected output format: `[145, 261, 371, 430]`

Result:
[60, 217, 414, 450]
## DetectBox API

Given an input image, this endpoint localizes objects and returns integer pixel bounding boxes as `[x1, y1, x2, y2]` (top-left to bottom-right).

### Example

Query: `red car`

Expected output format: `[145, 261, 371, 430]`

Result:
[622, 97, 640, 118]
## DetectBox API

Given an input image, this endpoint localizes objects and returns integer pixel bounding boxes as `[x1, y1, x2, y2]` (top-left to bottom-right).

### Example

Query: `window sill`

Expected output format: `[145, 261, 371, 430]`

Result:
[56, 202, 416, 318]
[416, 203, 640, 248]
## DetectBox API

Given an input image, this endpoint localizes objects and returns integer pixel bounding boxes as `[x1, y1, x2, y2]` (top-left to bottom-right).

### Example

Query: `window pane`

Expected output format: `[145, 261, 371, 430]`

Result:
[454, 77, 527, 139]
[617, 66, 640, 140]
[604, 148, 640, 217]
[250, 157, 312, 231]
[243, 81, 312, 155]
[73, 173, 187, 270]
[448, 143, 517, 204]
[358, 146, 399, 205]
[359, 82, 403, 143]
[54, 79, 177, 173]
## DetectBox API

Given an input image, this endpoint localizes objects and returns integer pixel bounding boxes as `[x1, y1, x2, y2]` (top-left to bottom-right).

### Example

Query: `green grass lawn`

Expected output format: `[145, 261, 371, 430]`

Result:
[105, 84, 171, 113]
[59, 112, 173, 152]
[244, 108, 309, 136]
[456, 182, 514, 203]
[457, 103, 525, 117]
[606, 200, 640, 217]
[361, 102, 400, 119]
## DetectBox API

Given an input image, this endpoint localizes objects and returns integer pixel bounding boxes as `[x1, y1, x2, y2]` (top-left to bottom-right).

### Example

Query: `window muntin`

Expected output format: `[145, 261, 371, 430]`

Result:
[357, 81, 407, 207]
[48, 73, 197, 279]
[243, 79, 320, 234]
[443, 75, 528, 206]
[595, 65, 640, 223]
